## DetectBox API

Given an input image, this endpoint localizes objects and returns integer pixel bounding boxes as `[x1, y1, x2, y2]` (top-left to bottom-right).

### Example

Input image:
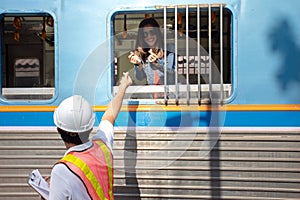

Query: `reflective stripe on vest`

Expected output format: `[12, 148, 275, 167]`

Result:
[58, 140, 113, 200]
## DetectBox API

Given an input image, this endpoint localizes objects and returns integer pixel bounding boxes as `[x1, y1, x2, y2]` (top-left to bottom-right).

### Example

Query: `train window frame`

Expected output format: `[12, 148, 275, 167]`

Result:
[0, 13, 55, 101]
[112, 4, 233, 105]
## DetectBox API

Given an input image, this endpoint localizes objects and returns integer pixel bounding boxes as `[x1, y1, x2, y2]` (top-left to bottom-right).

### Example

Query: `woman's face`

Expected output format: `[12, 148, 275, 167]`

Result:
[143, 25, 157, 48]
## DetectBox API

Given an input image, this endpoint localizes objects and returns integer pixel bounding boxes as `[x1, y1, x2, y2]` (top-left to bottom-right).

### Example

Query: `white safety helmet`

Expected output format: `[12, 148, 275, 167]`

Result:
[54, 95, 95, 133]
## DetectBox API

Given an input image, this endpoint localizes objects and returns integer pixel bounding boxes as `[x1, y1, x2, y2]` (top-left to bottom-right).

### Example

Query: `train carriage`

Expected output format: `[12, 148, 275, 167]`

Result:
[0, 0, 299, 199]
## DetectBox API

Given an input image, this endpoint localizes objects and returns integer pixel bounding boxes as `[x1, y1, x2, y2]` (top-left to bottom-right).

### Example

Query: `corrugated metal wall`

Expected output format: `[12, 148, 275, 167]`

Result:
[0, 128, 299, 199]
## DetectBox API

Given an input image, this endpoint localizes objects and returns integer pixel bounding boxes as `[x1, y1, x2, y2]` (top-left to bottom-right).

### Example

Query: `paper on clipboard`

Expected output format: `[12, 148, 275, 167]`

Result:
[28, 169, 49, 200]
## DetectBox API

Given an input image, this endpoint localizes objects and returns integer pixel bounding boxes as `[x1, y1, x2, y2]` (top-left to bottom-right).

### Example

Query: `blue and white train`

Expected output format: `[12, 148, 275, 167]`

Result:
[0, 0, 299, 199]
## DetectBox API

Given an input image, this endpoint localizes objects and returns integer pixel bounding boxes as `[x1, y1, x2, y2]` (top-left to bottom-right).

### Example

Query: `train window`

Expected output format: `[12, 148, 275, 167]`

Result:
[0, 14, 55, 100]
[113, 4, 232, 104]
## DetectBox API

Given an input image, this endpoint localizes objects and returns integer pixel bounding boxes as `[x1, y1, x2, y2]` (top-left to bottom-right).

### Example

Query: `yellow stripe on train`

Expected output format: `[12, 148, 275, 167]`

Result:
[0, 104, 300, 112]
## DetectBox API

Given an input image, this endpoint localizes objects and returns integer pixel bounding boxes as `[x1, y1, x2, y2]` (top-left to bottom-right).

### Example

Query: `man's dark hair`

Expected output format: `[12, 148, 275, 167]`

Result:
[57, 127, 91, 145]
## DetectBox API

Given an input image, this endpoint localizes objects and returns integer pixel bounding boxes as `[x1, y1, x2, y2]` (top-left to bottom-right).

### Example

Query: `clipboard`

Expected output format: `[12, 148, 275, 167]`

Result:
[28, 169, 49, 200]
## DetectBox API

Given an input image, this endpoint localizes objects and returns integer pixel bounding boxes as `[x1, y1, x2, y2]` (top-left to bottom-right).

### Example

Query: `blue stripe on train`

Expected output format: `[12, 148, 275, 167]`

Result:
[114, 111, 300, 127]
[1, 111, 298, 127]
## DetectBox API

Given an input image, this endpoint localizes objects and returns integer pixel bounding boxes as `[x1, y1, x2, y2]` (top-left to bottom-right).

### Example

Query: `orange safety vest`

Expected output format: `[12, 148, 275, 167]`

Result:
[57, 140, 114, 200]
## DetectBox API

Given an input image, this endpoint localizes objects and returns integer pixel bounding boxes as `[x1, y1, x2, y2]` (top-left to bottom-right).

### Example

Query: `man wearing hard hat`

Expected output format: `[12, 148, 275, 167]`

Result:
[49, 72, 132, 200]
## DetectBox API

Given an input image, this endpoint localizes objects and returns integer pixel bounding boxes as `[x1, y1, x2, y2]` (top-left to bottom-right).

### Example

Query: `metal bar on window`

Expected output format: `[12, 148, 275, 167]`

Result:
[208, 4, 213, 102]
[186, 4, 190, 104]
[175, 5, 179, 104]
[197, 4, 201, 105]
[163, 6, 167, 104]
[220, 4, 224, 103]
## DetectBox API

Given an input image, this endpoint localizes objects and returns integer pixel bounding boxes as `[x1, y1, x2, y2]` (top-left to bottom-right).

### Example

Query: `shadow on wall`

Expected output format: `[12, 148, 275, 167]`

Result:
[268, 19, 300, 92]
[123, 109, 141, 200]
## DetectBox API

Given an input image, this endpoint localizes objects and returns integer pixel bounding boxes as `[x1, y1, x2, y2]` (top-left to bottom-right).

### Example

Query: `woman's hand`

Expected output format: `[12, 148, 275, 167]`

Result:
[128, 47, 146, 65]
[128, 51, 142, 64]
[148, 48, 163, 63]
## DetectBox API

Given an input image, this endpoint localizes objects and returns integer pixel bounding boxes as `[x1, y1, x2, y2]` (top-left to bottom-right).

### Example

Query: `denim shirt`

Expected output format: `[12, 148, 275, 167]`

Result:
[134, 50, 175, 85]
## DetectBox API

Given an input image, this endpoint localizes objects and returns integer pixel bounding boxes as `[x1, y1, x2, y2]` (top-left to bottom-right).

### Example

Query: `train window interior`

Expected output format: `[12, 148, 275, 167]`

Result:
[113, 4, 232, 104]
[0, 14, 55, 100]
